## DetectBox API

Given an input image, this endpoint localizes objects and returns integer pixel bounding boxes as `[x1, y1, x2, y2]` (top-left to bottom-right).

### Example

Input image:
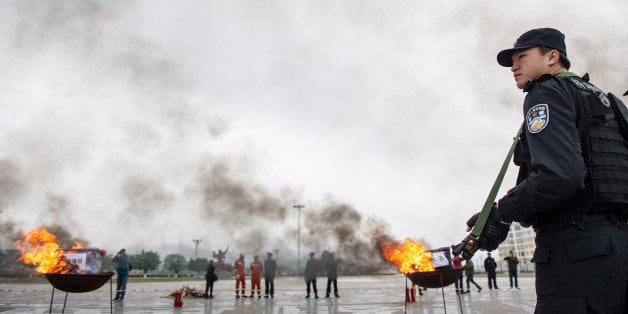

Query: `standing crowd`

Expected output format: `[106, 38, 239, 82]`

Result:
[208, 249, 523, 300]
[200, 250, 340, 299]
[111, 246, 524, 302]
[449, 251, 524, 294]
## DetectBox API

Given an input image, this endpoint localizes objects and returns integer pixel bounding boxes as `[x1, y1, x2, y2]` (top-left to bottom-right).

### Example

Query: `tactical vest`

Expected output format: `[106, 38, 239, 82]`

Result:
[558, 74, 628, 213]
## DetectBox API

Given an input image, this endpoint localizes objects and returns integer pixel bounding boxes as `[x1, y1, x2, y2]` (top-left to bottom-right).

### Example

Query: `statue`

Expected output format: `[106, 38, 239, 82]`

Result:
[212, 246, 229, 272]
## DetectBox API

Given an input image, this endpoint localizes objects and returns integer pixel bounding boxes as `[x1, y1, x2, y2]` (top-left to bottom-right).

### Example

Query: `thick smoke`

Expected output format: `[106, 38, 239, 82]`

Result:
[1, 1, 625, 274]
[0, 1, 401, 272]
[122, 174, 176, 220]
[38, 224, 88, 249]
[0, 215, 19, 245]
[0, 159, 25, 202]
[303, 200, 397, 273]
[190, 161, 399, 272]
[197, 160, 290, 224]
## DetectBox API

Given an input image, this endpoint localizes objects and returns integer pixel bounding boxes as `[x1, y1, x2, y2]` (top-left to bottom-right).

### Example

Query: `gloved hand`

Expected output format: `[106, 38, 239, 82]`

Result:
[451, 233, 479, 260]
[466, 205, 511, 251]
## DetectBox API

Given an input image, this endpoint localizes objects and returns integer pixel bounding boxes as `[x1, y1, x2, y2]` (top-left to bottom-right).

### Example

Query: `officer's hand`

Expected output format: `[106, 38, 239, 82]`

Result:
[466, 212, 480, 232]
[466, 205, 511, 251]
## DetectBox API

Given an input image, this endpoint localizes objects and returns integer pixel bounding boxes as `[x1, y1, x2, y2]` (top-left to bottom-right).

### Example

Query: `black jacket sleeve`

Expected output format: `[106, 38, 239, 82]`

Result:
[498, 79, 586, 222]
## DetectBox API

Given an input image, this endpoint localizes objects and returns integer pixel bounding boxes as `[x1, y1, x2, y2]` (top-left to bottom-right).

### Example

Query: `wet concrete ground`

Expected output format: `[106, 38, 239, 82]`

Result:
[0, 274, 536, 313]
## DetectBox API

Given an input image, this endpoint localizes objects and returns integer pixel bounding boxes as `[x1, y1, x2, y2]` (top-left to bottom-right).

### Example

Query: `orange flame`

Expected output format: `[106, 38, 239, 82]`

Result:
[14, 228, 68, 274]
[381, 238, 434, 274]
[72, 241, 89, 249]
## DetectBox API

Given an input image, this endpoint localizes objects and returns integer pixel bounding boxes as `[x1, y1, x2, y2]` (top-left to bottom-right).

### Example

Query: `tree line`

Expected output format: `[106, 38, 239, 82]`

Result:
[103, 250, 219, 277]
[0, 248, 217, 277]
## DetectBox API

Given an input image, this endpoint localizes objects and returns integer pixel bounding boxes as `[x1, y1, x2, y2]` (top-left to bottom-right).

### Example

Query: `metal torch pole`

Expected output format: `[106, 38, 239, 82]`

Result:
[293, 204, 305, 273]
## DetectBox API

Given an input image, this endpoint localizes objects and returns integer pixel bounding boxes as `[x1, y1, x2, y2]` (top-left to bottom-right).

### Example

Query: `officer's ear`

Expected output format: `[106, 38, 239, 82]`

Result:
[546, 49, 560, 67]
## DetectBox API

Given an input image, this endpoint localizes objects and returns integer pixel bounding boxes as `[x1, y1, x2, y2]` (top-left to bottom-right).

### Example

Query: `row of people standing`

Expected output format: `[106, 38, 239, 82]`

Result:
[204, 252, 277, 299]
[208, 251, 339, 299]
[484, 251, 520, 290]
[452, 251, 521, 294]
[231, 252, 277, 298]
[304, 252, 339, 299]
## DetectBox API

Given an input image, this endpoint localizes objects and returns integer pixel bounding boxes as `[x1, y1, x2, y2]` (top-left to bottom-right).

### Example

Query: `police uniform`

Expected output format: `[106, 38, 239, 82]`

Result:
[497, 72, 628, 313]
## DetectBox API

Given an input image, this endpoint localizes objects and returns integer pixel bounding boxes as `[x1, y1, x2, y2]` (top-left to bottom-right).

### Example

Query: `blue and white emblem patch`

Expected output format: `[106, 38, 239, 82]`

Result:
[526, 104, 549, 133]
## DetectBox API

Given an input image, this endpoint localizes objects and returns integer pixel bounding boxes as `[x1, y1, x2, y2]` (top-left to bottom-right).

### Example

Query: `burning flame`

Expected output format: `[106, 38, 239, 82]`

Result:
[13, 228, 80, 274]
[381, 238, 434, 274]
[72, 241, 89, 249]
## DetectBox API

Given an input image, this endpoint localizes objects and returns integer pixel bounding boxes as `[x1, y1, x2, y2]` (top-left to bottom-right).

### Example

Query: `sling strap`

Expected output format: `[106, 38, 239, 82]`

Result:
[470, 122, 524, 238]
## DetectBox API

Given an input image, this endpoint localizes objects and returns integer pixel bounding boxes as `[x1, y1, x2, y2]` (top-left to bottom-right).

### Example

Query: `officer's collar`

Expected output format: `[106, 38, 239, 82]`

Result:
[523, 72, 584, 92]
[523, 74, 554, 92]
[557, 71, 579, 77]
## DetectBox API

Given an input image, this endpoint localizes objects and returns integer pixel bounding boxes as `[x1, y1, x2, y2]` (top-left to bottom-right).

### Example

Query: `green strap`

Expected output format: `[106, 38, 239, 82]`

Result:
[470, 122, 524, 237]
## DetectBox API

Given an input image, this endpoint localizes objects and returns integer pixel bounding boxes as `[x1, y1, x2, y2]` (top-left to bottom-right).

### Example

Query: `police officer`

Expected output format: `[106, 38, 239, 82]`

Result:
[466, 28, 628, 313]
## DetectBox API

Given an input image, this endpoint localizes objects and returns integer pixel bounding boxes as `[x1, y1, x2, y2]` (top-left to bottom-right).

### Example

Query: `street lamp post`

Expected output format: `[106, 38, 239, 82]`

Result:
[293, 204, 305, 273]
[192, 239, 203, 260]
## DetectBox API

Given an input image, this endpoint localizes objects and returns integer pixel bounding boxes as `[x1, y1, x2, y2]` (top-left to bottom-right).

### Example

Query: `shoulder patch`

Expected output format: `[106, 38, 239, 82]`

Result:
[526, 104, 549, 133]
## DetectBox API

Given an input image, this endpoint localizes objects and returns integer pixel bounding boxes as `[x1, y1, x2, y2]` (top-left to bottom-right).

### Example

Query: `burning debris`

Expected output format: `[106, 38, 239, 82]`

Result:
[380, 237, 463, 288]
[14, 229, 114, 313]
[14, 228, 68, 274]
[168, 285, 207, 298]
[13, 227, 106, 274]
[380, 238, 435, 274]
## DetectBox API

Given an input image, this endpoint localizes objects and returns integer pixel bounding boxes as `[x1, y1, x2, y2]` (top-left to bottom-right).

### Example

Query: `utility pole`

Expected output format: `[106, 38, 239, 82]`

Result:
[293, 204, 305, 273]
[192, 239, 203, 259]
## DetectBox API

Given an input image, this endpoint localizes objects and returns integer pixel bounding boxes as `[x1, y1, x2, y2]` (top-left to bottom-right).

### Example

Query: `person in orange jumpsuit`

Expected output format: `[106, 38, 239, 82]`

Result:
[249, 255, 264, 298]
[233, 253, 246, 298]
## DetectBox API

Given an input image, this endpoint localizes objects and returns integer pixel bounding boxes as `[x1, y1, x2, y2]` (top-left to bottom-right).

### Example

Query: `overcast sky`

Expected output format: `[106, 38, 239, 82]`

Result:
[1, 0, 626, 264]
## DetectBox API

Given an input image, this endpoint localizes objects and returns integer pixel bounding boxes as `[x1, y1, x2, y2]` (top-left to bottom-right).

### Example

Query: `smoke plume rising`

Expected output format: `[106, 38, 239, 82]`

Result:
[0, 0, 625, 273]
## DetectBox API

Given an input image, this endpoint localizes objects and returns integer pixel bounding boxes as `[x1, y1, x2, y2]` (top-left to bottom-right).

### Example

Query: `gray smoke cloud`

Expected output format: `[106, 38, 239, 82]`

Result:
[0, 159, 25, 201]
[0, 1, 625, 271]
[0, 1, 399, 271]
[303, 199, 401, 272]
[39, 224, 88, 250]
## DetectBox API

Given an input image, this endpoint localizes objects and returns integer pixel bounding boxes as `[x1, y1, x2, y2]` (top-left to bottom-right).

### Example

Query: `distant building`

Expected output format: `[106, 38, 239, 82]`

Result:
[497, 222, 535, 272]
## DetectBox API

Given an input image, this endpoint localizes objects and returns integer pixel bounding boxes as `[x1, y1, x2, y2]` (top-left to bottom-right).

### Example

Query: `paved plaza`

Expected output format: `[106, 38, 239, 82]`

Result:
[1, 274, 536, 313]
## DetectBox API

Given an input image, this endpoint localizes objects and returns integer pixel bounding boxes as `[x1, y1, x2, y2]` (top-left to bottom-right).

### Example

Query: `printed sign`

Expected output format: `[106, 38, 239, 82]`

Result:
[431, 251, 450, 268]
[64, 253, 87, 271]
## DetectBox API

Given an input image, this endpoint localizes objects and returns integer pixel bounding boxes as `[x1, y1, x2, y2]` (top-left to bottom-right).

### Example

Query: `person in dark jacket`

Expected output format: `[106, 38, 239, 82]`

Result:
[503, 251, 520, 289]
[263, 252, 277, 298]
[324, 253, 339, 298]
[112, 248, 130, 301]
[465, 28, 628, 313]
[483, 253, 498, 289]
[303, 252, 318, 298]
[464, 260, 482, 293]
[204, 259, 217, 298]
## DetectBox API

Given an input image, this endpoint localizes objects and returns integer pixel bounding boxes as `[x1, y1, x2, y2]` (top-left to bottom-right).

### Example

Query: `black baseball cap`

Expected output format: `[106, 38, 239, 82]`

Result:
[497, 28, 569, 68]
